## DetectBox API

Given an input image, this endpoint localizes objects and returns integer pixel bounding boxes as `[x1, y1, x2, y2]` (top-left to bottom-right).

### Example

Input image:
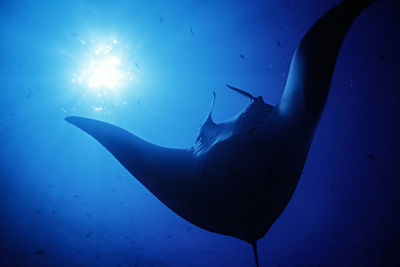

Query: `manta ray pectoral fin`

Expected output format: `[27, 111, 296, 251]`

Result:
[226, 84, 255, 101]
[279, 0, 376, 122]
[65, 116, 194, 195]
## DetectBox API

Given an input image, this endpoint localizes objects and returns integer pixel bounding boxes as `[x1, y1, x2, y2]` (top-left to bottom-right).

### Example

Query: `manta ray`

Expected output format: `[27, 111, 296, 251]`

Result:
[66, 0, 375, 265]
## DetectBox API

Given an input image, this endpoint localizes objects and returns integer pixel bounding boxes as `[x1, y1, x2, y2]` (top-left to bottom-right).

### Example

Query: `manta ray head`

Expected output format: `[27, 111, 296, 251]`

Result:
[192, 85, 274, 155]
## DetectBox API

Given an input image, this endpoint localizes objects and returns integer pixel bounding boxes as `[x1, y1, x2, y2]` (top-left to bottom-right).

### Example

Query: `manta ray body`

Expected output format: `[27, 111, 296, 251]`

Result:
[66, 0, 375, 265]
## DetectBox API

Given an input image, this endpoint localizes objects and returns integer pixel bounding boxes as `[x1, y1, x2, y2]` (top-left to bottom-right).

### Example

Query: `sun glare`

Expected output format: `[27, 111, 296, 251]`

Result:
[72, 40, 134, 95]
[87, 56, 122, 89]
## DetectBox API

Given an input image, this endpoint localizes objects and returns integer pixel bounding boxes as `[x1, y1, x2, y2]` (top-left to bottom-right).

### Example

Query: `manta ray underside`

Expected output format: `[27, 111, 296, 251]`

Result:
[66, 0, 375, 266]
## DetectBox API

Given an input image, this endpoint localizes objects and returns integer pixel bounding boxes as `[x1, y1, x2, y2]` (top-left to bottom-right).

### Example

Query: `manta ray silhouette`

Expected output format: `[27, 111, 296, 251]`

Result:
[66, 0, 375, 265]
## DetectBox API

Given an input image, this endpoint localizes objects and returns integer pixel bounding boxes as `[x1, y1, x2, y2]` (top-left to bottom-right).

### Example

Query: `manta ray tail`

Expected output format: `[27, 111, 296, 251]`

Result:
[252, 242, 259, 267]
[280, 0, 376, 121]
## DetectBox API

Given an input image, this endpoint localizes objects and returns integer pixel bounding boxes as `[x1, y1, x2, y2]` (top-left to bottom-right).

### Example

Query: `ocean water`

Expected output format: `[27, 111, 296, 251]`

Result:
[0, 0, 399, 266]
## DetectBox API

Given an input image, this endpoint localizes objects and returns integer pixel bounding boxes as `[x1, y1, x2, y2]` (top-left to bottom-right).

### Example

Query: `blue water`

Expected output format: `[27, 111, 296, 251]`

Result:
[1, 0, 399, 266]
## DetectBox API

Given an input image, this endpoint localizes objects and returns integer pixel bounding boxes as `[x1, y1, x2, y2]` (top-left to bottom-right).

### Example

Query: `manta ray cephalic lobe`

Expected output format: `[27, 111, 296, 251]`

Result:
[66, 0, 376, 266]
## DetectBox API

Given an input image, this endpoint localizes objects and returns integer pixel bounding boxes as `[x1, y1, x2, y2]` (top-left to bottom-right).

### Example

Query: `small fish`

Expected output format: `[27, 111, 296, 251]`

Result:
[66, 55, 78, 66]
[190, 27, 195, 37]
[277, 40, 282, 47]
[367, 154, 376, 160]
[85, 212, 91, 218]
[330, 184, 335, 191]
[135, 63, 141, 70]
[26, 89, 33, 98]
[240, 54, 246, 60]
[34, 250, 45, 255]
[158, 17, 164, 24]
[167, 234, 172, 239]
[186, 226, 192, 231]
[86, 231, 92, 238]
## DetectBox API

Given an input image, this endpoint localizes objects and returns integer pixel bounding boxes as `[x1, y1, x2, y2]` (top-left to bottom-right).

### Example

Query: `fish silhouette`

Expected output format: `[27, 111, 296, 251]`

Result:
[66, 0, 375, 265]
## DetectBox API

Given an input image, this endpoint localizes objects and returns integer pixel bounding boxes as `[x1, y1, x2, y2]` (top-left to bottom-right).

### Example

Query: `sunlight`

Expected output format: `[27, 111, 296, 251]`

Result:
[88, 56, 122, 89]
[72, 40, 134, 94]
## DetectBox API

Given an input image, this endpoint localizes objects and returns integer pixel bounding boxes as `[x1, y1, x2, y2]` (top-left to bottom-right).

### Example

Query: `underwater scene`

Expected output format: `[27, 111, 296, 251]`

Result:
[0, 0, 399, 266]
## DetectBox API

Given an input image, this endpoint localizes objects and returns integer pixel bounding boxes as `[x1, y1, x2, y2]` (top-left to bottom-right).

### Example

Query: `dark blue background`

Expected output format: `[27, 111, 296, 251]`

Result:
[0, 0, 399, 266]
